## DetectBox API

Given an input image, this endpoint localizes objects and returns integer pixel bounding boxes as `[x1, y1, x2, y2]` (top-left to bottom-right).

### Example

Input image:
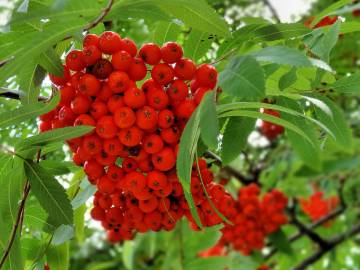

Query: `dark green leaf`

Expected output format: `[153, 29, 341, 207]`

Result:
[221, 117, 255, 164]
[0, 92, 59, 129]
[199, 91, 219, 149]
[18, 62, 44, 105]
[219, 56, 265, 100]
[24, 160, 73, 226]
[268, 229, 294, 256]
[278, 67, 297, 90]
[41, 160, 78, 175]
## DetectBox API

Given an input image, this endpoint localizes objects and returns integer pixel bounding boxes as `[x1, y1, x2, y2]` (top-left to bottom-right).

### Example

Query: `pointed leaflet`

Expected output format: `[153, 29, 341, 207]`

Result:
[268, 229, 294, 257]
[184, 29, 213, 63]
[199, 91, 219, 149]
[331, 72, 360, 96]
[0, 157, 25, 270]
[278, 67, 297, 91]
[24, 160, 73, 226]
[278, 97, 321, 171]
[18, 61, 45, 105]
[18, 125, 94, 149]
[38, 48, 63, 77]
[176, 107, 203, 228]
[304, 20, 340, 62]
[305, 93, 352, 151]
[221, 117, 255, 165]
[0, 91, 59, 129]
[219, 56, 265, 100]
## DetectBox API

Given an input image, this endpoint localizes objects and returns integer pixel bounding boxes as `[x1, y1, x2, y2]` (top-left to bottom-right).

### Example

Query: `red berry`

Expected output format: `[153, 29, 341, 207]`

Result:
[96, 116, 118, 139]
[146, 89, 169, 110]
[151, 63, 174, 85]
[195, 64, 218, 88]
[91, 59, 113, 79]
[119, 37, 138, 57]
[108, 71, 130, 93]
[158, 109, 175, 129]
[82, 135, 102, 155]
[136, 106, 158, 130]
[161, 42, 183, 64]
[151, 147, 176, 171]
[128, 58, 147, 81]
[90, 101, 108, 120]
[71, 94, 91, 114]
[83, 45, 102, 66]
[66, 50, 85, 71]
[123, 88, 146, 109]
[112, 50, 132, 71]
[168, 79, 188, 101]
[119, 126, 143, 147]
[175, 58, 196, 80]
[83, 34, 99, 48]
[114, 106, 136, 128]
[78, 74, 101, 96]
[49, 65, 70, 86]
[143, 134, 164, 154]
[139, 43, 162, 65]
[99, 31, 122, 54]
[147, 170, 167, 190]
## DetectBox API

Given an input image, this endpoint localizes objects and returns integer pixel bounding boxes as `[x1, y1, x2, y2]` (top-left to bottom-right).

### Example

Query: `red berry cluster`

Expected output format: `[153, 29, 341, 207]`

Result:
[300, 191, 339, 227]
[220, 184, 288, 255]
[260, 109, 284, 140]
[39, 31, 225, 242]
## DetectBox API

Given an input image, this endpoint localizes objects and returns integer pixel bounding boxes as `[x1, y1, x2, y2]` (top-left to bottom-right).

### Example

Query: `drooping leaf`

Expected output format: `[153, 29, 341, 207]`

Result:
[219, 56, 265, 100]
[18, 125, 94, 149]
[40, 160, 78, 176]
[52, 225, 74, 246]
[221, 117, 255, 165]
[24, 160, 73, 226]
[305, 94, 353, 151]
[278, 97, 321, 171]
[0, 92, 59, 129]
[18, 62, 45, 105]
[199, 91, 219, 149]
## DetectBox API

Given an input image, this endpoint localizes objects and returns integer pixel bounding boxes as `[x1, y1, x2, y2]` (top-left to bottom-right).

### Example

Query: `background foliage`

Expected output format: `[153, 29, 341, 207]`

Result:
[0, 0, 360, 269]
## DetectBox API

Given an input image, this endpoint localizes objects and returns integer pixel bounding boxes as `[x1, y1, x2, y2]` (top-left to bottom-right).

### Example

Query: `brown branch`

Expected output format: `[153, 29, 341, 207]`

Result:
[293, 223, 360, 270]
[0, 90, 47, 102]
[204, 151, 256, 185]
[0, 150, 41, 269]
[0, 181, 30, 269]
[262, 0, 281, 23]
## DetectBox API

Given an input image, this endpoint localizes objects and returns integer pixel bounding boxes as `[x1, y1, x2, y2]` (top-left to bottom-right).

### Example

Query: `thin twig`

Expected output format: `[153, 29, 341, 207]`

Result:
[204, 151, 257, 185]
[293, 223, 360, 270]
[210, 48, 237, 65]
[262, 0, 281, 23]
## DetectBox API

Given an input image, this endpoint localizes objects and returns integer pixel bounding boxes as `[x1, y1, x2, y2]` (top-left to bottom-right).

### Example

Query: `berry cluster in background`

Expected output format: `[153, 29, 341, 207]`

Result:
[300, 191, 339, 226]
[38, 30, 231, 242]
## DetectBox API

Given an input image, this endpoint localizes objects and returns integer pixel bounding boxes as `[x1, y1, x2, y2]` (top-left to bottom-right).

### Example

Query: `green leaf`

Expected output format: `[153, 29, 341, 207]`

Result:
[0, 92, 59, 129]
[219, 110, 314, 145]
[71, 182, 96, 210]
[108, 0, 172, 22]
[123, 241, 136, 270]
[343, 178, 360, 206]
[218, 23, 310, 56]
[184, 29, 213, 63]
[40, 160, 77, 176]
[152, 21, 182, 45]
[219, 56, 265, 100]
[278, 67, 297, 91]
[0, 157, 25, 270]
[74, 204, 86, 243]
[52, 225, 74, 246]
[176, 108, 202, 228]
[24, 160, 73, 226]
[19, 125, 94, 149]
[46, 243, 69, 270]
[154, 0, 230, 37]
[304, 21, 340, 62]
[331, 72, 360, 96]
[278, 97, 321, 171]
[251, 46, 312, 67]
[311, 0, 352, 27]
[199, 91, 219, 149]
[18, 62, 45, 105]
[306, 94, 353, 151]
[221, 117, 255, 164]
[185, 257, 229, 270]
[0, 20, 85, 85]
[38, 48, 63, 76]
[268, 229, 294, 256]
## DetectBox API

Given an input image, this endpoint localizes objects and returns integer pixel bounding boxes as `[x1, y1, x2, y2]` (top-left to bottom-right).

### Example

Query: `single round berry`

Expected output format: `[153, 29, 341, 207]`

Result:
[78, 74, 101, 96]
[136, 106, 158, 130]
[175, 58, 196, 80]
[139, 43, 162, 65]
[66, 50, 85, 71]
[114, 107, 136, 129]
[112, 50, 132, 71]
[151, 63, 174, 85]
[99, 31, 122, 54]
[108, 71, 130, 93]
[161, 42, 183, 64]
[96, 116, 118, 139]
[83, 45, 102, 66]
[83, 34, 99, 48]
[92, 59, 113, 79]
[128, 58, 147, 81]
[195, 64, 218, 88]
